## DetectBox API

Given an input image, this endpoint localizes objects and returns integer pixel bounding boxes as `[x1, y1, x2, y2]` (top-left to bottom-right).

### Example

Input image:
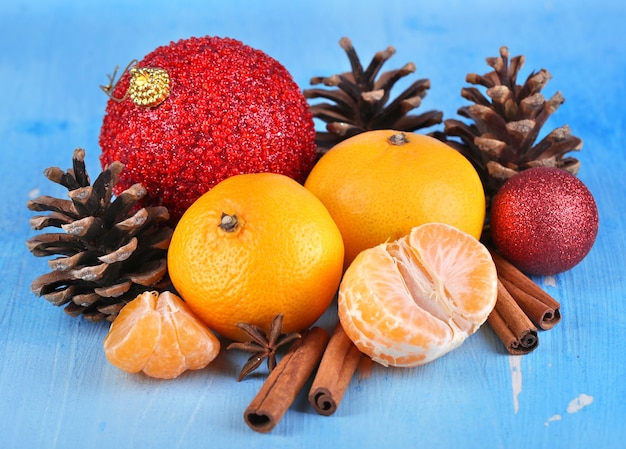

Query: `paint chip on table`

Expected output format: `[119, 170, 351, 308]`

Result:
[567, 393, 594, 413]
[509, 355, 522, 414]
[544, 394, 594, 426]
[544, 414, 562, 427]
[543, 275, 557, 287]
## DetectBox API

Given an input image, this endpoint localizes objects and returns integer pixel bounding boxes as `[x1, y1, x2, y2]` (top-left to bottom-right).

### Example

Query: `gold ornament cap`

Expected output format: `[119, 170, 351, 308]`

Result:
[127, 67, 170, 107]
[101, 60, 171, 108]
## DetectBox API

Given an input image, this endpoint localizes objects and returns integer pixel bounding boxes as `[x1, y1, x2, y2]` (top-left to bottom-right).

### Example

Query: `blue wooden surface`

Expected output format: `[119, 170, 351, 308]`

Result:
[1, 1, 625, 448]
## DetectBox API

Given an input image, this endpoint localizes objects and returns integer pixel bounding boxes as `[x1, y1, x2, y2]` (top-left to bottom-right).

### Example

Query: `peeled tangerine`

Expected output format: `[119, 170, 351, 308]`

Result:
[338, 223, 498, 368]
[104, 291, 220, 379]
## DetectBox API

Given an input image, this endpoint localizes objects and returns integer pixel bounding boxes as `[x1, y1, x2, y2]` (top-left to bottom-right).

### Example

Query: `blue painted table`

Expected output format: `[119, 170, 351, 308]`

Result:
[1, 1, 624, 448]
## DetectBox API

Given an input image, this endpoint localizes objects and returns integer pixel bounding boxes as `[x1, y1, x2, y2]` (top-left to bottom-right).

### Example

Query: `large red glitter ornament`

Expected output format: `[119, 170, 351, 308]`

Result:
[490, 167, 599, 276]
[99, 36, 317, 222]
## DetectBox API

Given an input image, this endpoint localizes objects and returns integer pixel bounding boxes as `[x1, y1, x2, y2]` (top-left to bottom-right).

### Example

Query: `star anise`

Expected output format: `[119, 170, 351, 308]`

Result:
[227, 313, 301, 381]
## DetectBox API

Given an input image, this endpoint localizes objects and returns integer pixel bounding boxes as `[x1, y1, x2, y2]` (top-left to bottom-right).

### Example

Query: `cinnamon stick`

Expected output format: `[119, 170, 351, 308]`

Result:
[489, 249, 561, 329]
[488, 280, 539, 355]
[308, 322, 362, 416]
[243, 326, 329, 433]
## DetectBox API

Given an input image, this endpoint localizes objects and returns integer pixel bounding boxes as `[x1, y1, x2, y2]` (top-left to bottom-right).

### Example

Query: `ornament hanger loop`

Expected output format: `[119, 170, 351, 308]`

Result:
[100, 59, 139, 103]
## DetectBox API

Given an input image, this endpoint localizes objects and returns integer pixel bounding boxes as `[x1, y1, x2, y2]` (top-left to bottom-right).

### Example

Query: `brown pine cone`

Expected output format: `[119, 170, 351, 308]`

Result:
[26, 149, 173, 322]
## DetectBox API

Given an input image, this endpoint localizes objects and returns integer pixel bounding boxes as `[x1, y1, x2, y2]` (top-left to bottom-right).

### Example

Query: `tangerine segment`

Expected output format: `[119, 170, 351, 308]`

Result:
[166, 295, 223, 370]
[104, 291, 161, 373]
[338, 223, 497, 368]
[104, 291, 221, 379]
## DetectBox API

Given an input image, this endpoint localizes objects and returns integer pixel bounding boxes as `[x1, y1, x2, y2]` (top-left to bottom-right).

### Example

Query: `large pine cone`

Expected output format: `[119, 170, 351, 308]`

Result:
[26, 149, 173, 322]
[439, 46, 582, 208]
[304, 37, 443, 156]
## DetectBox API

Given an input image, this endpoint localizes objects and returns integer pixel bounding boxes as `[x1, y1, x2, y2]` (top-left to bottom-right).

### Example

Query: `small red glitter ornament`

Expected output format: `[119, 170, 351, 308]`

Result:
[99, 36, 317, 222]
[490, 167, 599, 276]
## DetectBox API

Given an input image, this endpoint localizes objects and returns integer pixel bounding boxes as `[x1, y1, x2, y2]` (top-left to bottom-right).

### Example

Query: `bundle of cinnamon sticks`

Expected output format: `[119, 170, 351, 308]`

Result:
[487, 249, 561, 355]
[243, 323, 365, 433]
[242, 250, 561, 433]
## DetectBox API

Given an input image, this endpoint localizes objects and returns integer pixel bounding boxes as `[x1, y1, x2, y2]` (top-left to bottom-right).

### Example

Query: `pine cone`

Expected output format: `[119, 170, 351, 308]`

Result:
[304, 37, 443, 156]
[439, 46, 582, 208]
[26, 149, 173, 322]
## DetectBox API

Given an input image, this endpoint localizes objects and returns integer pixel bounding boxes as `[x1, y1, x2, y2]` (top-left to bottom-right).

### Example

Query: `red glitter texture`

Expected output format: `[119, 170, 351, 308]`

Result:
[490, 167, 599, 276]
[99, 36, 316, 222]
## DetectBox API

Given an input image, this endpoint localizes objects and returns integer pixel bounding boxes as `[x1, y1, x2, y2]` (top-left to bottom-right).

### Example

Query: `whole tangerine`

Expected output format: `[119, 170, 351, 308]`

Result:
[304, 130, 486, 268]
[490, 166, 599, 275]
[167, 172, 345, 342]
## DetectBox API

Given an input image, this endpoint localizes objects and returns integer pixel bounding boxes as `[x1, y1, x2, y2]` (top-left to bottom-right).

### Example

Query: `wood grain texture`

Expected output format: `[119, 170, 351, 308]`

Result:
[1, 1, 625, 448]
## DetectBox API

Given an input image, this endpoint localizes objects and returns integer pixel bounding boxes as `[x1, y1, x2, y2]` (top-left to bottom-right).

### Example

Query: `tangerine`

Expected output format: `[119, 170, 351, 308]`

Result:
[304, 130, 486, 268]
[338, 222, 497, 368]
[167, 172, 345, 342]
[103, 291, 221, 379]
